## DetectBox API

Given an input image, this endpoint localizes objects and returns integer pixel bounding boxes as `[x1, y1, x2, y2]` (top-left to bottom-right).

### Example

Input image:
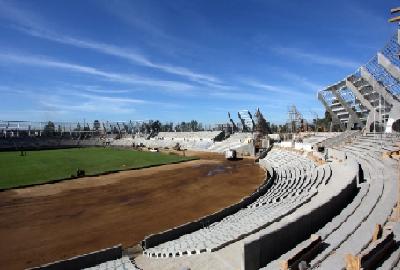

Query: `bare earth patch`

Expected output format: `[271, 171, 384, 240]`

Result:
[0, 152, 265, 270]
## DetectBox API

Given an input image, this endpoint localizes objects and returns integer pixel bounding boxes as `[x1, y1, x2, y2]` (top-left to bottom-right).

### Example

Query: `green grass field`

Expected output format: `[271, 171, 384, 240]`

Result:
[0, 148, 194, 190]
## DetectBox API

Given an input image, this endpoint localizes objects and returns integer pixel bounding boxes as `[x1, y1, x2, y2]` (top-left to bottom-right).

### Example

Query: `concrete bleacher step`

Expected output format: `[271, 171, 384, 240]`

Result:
[310, 176, 383, 268]
[144, 149, 321, 259]
[311, 151, 397, 269]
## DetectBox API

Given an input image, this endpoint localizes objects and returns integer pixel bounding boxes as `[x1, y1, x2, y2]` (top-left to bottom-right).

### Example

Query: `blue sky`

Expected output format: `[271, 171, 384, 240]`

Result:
[0, 0, 397, 124]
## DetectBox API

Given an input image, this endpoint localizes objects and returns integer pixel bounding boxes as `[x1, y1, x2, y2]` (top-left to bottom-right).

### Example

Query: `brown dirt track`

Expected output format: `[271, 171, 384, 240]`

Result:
[0, 151, 265, 270]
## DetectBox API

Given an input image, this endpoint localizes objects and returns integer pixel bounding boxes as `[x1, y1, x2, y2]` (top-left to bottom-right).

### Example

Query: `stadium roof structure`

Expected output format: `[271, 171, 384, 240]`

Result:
[318, 33, 400, 133]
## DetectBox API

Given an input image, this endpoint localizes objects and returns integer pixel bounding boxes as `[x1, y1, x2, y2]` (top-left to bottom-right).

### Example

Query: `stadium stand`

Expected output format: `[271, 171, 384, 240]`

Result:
[256, 133, 398, 270]
[111, 131, 223, 149]
[142, 149, 345, 261]
[207, 132, 253, 153]
[111, 131, 254, 153]
[0, 137, 105, 151]
[6, 26, 400, 270]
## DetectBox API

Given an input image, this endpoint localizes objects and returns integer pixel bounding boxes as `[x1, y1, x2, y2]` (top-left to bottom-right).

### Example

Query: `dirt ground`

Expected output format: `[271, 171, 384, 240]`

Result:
[0, 152, 265, 270]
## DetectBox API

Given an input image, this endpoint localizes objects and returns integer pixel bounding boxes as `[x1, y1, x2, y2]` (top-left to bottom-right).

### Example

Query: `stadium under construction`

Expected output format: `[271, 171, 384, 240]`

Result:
[1, 4, 400, 270]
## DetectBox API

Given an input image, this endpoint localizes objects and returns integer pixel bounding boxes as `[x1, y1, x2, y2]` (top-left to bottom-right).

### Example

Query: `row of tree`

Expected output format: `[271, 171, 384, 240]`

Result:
[41, 110, 334, 137]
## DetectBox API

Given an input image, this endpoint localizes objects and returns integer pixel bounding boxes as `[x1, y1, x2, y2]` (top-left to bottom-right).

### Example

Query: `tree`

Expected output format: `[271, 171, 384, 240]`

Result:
[151, 120, 161, 133]
[190, 120, 198, 131]
[43, 121, 55, 136]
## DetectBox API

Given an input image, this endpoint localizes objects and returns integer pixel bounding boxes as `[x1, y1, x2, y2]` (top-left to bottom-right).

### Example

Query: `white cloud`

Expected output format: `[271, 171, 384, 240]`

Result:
[0, 0, 220, 85]
[0, 53, 194, 92]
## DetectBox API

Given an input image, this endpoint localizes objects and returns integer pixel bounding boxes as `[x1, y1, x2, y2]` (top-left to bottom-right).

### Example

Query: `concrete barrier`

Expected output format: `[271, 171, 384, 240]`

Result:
[28, 245, 122, 270]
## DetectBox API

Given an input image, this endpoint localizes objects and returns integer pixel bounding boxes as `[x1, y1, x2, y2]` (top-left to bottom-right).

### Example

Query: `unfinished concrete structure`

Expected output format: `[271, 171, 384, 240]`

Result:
[318, 34, 400, 133]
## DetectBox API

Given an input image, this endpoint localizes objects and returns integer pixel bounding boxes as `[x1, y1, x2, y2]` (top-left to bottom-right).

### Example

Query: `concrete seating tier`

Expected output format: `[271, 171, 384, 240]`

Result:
[320, 130, 361, 148]
[263, 135, 398, 270]
[207, 132, 253, 153]
[0, 137, 104, 150]
[112, 132, 253, 152]
[244, 157, 358, 270]
[156, 131, 222, 141]
[309, 135, 399, 269]
[111, 131, 224, 151]
[300, 132, 341, 145]
[143, 150, 331, 259]
[292, 132, 342, 151]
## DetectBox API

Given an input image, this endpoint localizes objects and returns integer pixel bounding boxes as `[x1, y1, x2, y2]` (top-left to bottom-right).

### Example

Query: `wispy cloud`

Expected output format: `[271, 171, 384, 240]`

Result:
[23, 28, 220, 84]
[0, 0, 220, 85]
[0, 82, 180, 116]
[41, 90, 183, 115]
[66, 84, 131, 94]
[0, 52, 194, 92]
[40, 98, 136, 114]
[272, 46, 361, 69]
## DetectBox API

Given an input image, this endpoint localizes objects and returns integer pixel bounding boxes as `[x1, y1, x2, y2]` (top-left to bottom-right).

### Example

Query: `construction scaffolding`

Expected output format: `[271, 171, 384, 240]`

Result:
[287, 105, 304, 133]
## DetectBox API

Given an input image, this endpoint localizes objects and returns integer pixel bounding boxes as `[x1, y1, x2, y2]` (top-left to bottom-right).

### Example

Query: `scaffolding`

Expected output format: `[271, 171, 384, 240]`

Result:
[286, 105, 304, 133]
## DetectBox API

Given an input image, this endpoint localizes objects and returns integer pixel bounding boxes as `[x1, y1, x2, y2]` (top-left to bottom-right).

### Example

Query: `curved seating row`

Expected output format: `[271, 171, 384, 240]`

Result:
[156, 131, 222, 140]
[143, 150, 330, 259]
[111, 132, 253, 152]
[260, 134, 399, 270]
[310, 135, 398, 269]
[243, 156, 358, 270]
